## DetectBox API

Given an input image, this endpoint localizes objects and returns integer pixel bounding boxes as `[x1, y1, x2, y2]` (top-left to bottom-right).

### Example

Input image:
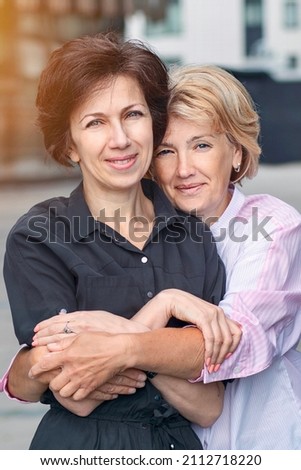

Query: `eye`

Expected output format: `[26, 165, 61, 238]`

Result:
[155, 148, 173, 158]
[86, 119, 102, 128]
[126, 110, 144, 119]
[196, 142, 210, 150]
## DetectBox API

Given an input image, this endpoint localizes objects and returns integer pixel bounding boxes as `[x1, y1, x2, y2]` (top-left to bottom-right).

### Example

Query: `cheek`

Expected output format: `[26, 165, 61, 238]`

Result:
[153, 161, 172, 185]
[153, 169, 166, 187]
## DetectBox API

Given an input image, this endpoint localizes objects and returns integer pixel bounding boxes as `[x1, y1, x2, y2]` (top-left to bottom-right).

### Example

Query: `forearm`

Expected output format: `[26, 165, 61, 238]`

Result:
[127, 327, 205, 379]
[30, 328, 205, 400]
[151, 374, 224, 427]
[7, 347, 48, 402]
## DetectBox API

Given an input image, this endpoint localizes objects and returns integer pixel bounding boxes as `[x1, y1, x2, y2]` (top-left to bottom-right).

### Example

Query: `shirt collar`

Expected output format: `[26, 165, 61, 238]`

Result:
[141, 178, 184, 223]
[67, 182, 97, 240]
[66, 179, 183, 241]
[210, 184, 246, 239]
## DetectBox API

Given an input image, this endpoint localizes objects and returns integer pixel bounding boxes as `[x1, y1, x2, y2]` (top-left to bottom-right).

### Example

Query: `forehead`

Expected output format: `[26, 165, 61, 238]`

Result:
[74, 75, 145, 115]
[165, 116, 213, 138]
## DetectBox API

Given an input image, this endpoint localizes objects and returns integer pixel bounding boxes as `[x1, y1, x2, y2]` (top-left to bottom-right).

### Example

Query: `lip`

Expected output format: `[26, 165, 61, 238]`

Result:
[175, 183, 204, 195]
[105, 154, 137, 170]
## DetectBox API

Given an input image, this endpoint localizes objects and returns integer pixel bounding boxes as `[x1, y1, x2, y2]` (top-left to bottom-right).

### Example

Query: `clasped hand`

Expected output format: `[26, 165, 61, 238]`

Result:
[29, 290, 242, 399]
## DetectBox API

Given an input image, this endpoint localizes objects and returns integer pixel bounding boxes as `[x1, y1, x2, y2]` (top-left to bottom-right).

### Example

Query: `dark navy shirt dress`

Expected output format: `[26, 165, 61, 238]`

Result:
[4, 179, 225, 450]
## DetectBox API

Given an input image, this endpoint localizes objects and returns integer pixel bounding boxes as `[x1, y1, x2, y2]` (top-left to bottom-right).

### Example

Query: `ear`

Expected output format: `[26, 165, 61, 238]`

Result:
[232, 143, 242, 168]
[68, 147, 80, 164]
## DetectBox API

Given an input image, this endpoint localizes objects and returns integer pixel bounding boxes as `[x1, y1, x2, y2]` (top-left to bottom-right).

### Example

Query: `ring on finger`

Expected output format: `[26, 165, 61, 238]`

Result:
[63, 321, 73, 334]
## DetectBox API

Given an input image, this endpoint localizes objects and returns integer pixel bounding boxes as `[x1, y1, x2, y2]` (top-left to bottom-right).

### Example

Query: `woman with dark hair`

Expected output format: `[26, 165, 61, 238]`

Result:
[1, 34, 241, 450]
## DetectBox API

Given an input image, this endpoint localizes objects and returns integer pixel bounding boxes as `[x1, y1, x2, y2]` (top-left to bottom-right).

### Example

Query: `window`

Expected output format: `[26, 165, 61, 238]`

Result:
[144, 0, 181, 36]
[245, 0, 263, 27]
[245, 0, 263, 56]
[284, 1, 299, 28]
[287, 55, 298, 68]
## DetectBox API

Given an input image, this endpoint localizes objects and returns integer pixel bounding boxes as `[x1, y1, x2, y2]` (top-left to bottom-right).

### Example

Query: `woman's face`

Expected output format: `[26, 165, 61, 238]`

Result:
[154, 116, 242, 222]
[69, 75, 153, 197]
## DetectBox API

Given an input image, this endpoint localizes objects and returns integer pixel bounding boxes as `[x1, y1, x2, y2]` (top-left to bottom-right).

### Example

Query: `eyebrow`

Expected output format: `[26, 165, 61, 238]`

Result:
[79, 103, 148, 123]
[160, 134, 215, 147]
[187, 134, 215, 144]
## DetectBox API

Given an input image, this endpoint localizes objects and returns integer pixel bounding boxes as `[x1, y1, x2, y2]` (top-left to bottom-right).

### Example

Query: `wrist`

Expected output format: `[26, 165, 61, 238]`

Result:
[155, 290, 173, 324]
[113, 333, 138, 371]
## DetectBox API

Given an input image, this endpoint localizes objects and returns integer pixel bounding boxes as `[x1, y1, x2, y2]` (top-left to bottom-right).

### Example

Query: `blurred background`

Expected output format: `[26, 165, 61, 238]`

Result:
[1, 0, 301, 181]
[0, 0, 300, 449]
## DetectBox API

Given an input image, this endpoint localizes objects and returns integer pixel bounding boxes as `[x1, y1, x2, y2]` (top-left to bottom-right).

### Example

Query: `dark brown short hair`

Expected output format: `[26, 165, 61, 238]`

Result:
[36, 32, 169, 166]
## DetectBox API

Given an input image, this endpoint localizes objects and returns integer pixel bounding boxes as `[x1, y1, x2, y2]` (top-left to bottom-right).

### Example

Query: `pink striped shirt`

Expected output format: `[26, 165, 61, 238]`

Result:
[194, 186, 301, 449]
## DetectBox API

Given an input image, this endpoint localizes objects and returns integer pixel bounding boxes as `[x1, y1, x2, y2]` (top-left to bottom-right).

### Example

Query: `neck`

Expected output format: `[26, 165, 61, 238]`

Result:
[83, 181, 155, 248]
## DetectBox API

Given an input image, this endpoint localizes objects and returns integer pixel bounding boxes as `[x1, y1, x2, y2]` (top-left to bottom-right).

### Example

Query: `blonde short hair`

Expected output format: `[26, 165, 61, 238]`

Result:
[167, 64, 261, 183]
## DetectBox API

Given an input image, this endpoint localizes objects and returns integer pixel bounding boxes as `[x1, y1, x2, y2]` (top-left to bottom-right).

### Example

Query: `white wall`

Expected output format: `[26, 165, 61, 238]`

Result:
[183, 0, 244, 67]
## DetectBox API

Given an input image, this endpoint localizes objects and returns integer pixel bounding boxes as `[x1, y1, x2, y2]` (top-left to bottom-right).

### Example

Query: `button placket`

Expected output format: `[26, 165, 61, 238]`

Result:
[139, 252, 155, 303]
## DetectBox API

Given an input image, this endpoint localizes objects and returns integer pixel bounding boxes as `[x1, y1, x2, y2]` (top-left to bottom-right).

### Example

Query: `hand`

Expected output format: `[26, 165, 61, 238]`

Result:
[29, 331, 134, 400]
[32, 310, 149, 346]
[89, 368, 147, 400]
[134, 289, 242, 370]
[28, 345, 61, 386]
[52, 368, 147, 417]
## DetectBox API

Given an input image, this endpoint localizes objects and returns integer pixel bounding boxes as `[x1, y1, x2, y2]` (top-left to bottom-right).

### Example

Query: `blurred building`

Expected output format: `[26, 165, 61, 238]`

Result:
[125, 0, 301, 164]
[126, 0, 301, 80]
[0, 0, 300, 176]
[0, 0, 126, 177]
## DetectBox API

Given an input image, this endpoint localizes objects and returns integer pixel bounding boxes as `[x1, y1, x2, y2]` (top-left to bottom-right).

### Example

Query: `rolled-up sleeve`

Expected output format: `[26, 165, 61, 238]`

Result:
[204, 196, 301, 383]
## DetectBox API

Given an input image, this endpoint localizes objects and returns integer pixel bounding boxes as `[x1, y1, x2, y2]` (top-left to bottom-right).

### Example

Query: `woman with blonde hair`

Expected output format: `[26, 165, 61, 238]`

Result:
[151, 64, 301, 449]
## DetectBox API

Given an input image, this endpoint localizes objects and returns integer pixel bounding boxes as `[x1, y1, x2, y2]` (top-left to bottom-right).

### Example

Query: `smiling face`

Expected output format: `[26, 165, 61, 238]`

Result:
[69, 75, 153, 199]
[154, 116, 242, 222]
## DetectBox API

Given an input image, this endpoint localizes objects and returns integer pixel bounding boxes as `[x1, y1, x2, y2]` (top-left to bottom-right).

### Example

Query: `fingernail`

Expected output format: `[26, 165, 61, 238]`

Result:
[128, 388, 136, 394]
[136, 381, 146, 388]
[206, 357, 211, 367]
[214, 364, 221, 372]
[225, 352, 232, 359]
[209, 364, 215, 374]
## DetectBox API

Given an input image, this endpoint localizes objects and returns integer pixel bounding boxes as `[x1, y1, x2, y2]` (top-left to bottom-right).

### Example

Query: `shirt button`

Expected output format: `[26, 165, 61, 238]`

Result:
[141, 256, 148, 264]
[233, 365, 241, 374]
[154, 394, 161, 401]
[169, 443, 175, 449]
[147, 291, 154, 298]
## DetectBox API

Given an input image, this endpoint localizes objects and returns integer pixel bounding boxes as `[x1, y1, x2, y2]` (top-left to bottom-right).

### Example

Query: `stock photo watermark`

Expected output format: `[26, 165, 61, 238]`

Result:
[26, 207, 273, 244]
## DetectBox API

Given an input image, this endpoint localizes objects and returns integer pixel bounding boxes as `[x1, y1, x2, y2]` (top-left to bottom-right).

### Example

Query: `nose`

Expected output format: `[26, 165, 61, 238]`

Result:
[176, 154, 195, 178]
[108, 122, 130, 149]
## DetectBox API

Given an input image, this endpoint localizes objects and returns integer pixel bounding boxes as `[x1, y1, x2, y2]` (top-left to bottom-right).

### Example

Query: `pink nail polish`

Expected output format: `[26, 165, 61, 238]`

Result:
[225, 352, 232, 359]
[214, 364, 221, 372]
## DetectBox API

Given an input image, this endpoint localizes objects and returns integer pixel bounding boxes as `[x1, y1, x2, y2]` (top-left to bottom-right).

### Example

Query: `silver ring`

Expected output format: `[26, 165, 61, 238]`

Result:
[63, 321, 73, 334]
